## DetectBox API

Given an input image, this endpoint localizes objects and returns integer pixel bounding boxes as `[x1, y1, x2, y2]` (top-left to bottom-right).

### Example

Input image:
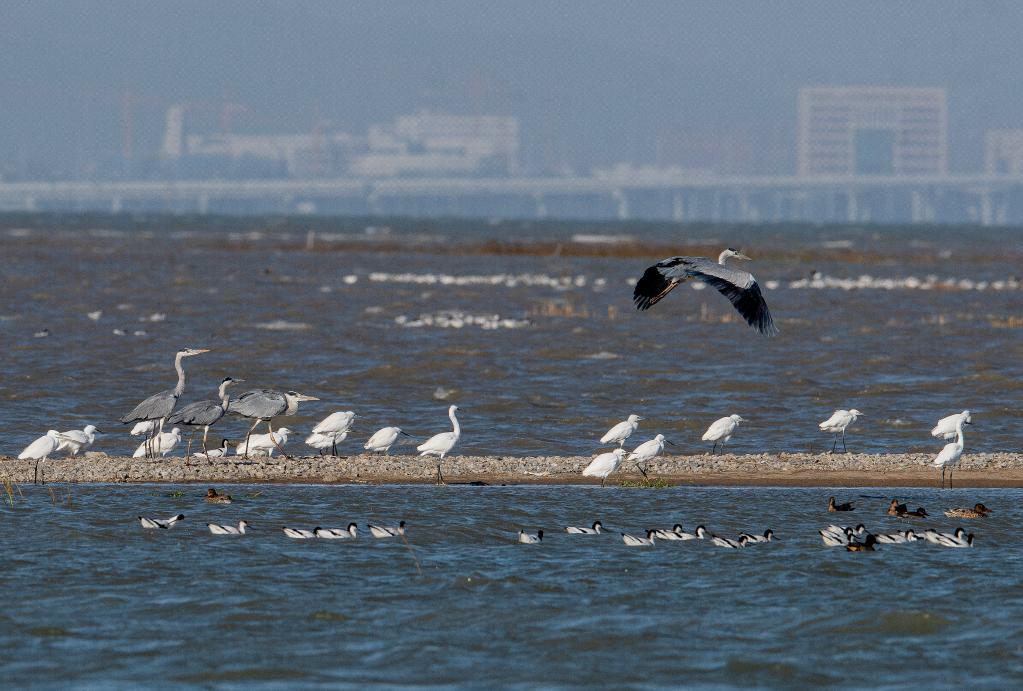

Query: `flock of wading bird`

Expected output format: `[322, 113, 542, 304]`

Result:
[14, 248, 974, 488]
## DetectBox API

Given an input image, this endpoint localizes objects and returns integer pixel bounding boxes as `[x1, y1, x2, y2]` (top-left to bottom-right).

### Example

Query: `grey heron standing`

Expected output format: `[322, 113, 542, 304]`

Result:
[229, 389, 319, 458]
[166, 376, 243, 457]
[633, 248, 778, 336]
[119, 348, 210, 457]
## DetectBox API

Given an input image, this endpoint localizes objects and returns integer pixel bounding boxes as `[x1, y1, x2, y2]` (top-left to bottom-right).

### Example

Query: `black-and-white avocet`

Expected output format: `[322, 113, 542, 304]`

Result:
[518, 529, 543, 544]
[622, 530, 656, 546]
[566, 521, 603, 534]
[314, 523, 358, 539]
[139, 514, 185, 529]
[207, 520, 249, 535]
[368, 521, 406, 538]
[282, 527, 317, 539]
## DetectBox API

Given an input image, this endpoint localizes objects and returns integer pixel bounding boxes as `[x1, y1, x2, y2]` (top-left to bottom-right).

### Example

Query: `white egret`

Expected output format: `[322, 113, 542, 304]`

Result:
[518, 529, 543, 544]
[582, 448, 627, 486]
[701, 415, 744, 454]
[417, 405, 461, 484]
[368, 521, 406, 538]
[305, 431, 344, 455]
[932, 410, 971, 441]
[932, 415, 969, 489]
[626, 434, 673, 476]
[55, 425, 102, 457]
[130, 420, 157, 437]
[364, 426, 411, 454]
[600, 414, 643, 447]
[819, 409, 863, 453]
[235, 428, 293, 457]
[310, 411, 356, 455]
[208, 520, 249, 535]
[132, 427, 182, 458]
[633, 248, 778, 336]
[139, 514, 185, 529]
[19, 430, 62, 461]
[315, 524, 358, 539]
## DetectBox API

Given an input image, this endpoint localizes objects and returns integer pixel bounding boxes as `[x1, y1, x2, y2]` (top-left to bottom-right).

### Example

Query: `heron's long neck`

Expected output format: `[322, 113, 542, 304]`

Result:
[173, 353, 186, 396]
[717, 250, 729, 265]
[218, 382, 231, 408]
[449, 409, 460, 438]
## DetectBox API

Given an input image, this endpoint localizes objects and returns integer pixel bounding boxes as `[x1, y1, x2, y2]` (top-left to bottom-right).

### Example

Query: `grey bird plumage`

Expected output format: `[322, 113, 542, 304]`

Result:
[119, 348, 210, 424]
[633, 248, 778, 336]
[167, 376, 240, 427]
[229, 388, 319, 459]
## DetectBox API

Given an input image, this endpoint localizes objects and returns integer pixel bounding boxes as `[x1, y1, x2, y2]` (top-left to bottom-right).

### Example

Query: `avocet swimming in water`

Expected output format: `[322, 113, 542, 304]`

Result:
[139, 514, 185, 529]
[633, 248, 778, 336]
[518, 529, 543, 544]
[622, 530, 656, 546]
[368, 521, 406, 538]
[283, 527, 317, 539]
[566, 521, 603, 534]
[208, 520, 249, 535]
[315, 523, 358, 539]
[739, 529, 776, 544]
[711, 534, 750, 549]
[600, 414, 642, 447]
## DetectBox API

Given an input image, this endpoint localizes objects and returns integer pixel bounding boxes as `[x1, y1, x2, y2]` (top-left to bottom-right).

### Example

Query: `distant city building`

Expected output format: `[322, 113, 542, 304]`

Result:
[984, 129, 1023, 174]
[349, 111, 520, 177]
[797, 87, 947, 177]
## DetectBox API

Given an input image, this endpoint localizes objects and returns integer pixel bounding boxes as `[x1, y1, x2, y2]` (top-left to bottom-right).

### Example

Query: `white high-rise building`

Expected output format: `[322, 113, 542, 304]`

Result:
[797, 87, 947, 177]
[984, 130, 1023, 174]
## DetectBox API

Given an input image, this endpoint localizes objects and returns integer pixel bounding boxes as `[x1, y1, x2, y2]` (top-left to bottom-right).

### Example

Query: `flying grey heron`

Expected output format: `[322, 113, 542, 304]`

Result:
[229, 389, 319, 458]
[633, 248, 778, 336]
[119, 348, 209, 457]
[166, 376, 243, 457]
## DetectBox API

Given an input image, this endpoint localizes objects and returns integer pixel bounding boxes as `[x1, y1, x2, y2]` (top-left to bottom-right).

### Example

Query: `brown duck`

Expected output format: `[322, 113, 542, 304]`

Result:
[204, 488, 233, 504]
[828, 496, 855, 512]
[944, 503, 992, 519]
[846, 534, 877, 552]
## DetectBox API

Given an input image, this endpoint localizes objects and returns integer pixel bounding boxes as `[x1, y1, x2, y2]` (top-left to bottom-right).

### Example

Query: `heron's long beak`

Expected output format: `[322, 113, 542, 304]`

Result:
[192, 348, 211, 354]
[232, 378, 246, 384]
[734, 252, 752, 261]
[295, 394, 320, 402]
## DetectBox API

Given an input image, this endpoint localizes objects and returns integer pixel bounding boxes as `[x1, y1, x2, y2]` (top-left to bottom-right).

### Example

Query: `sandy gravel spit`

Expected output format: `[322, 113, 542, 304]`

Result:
[1, 452, 1022, 487]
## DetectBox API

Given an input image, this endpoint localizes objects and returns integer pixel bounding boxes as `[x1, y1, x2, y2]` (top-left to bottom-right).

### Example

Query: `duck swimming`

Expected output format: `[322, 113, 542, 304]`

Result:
[204, 488, 233, 504]
[944, 503, 992, 519]
[845, 534, 877, 552]
[828, 496, 855, 512]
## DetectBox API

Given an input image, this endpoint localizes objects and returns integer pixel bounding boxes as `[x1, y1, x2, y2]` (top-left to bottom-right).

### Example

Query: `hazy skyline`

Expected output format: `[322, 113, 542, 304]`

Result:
[3, 1, 1023, 174]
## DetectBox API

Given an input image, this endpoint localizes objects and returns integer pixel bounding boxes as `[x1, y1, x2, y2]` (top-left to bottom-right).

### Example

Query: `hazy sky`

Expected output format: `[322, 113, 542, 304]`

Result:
[3, 1, 1023, 173]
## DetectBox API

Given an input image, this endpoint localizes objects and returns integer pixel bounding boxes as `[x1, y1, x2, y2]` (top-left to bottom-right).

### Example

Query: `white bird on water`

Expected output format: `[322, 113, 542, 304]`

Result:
[56, 424, 102, 456]
[600, 414, 643, 447]
[208, 520, 249, 535]
[582, 448, 627, 486]
[702, 415, 744, 454]
[932, 410, 971, 441]
[310, 411, 356, 455]
[518, 529, 543, 544]
[627, 434, 673, 476]
[819, 409, 863, 453]
[19, 430, 62, 460]
[566, 521, 603, 534]
[235, 428, 292, 457]
[622, 530, 656, 546]
[315, 523, 358, 539]
[139, 514, 185, 529]
[283, 527, 317, 539]
[364, 426, 411, 454]
[132, 427, 182, 458]
[932, 415, 969, 489]
[417, 405, 461, 484]
[368, 521, 406, 538]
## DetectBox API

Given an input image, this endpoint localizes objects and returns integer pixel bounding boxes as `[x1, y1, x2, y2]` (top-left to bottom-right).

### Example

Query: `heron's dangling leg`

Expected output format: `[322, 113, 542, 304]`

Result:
[842, 430, 848, 454]
[830, 435, 838, 454]
[712, 442, 718, 455]
[331, 436, 338, 457]
[266, 420, 294, 460]
[435, 462, 444, 485]
[243, 418, 261, 459]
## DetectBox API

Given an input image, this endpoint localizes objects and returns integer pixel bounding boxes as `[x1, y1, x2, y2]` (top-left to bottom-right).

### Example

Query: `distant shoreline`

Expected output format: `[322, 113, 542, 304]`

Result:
[2, 452, 1021, 488]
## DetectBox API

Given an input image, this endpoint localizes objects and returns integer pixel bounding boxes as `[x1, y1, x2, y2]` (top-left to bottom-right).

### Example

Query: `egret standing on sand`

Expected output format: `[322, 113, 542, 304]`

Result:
[417, 405, 460, 484]
[229, 389, 319, 458]
[932, 410, 971, 441]
[365, 426, 411, 455]
[235, 428, 293, 457]
[627, 434, 673, 477]
[702, 415, 744, 454]
[600, 414, 643, 448]
[582, 448, 627, 486]
[309, 411, 356, 456]
[132, 427, 182, 457]
[19, 430, 62, 461]
[819, 409, 863, 453]
[119, 348, 209, 458]
[933, 415, 970, 489]
[633, 248, 778, 336]
[166, 376, 242, 456]
[56, 424, 102, 457]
